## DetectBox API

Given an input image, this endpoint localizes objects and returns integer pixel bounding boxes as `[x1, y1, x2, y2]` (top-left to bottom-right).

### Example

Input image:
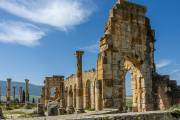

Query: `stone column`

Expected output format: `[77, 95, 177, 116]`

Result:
[6, 78, 11, 103]
[59, 77, 66, 114]
[90, 83, 95, 110]
[75, 51, 84, 113]
[95, 80, 102, 111]
[25, 79, 30, 103]
[19, 87, 23, 103]
[67, 88, 74, 113]
[13, 86, 16, 102]
[44, 78, 50, 106]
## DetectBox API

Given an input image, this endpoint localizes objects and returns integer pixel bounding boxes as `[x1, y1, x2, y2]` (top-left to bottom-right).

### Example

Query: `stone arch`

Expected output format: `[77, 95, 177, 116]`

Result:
[121, 60, 144, 112]
[85, 80, 91, 109]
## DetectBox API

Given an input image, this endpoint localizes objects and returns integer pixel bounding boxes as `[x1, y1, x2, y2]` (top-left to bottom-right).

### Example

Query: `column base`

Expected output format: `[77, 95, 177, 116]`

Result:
[76, 108, 85, 113]
[24, 103, 32, 109]
[67, 106, 74, 114]
[59, 107, 66, 115]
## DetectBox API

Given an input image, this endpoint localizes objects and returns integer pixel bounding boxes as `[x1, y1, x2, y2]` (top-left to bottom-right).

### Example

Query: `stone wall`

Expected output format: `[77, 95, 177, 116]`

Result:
[64, 69, 96, 110]
[86, 111, 178, 120]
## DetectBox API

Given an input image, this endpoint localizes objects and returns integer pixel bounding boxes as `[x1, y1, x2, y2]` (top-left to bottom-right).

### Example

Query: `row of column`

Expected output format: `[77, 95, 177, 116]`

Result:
[5, 78, 29, 103]
[67, 84, 96, 109]
[66, 50, 102, 112]
[66, 51, 85, 113]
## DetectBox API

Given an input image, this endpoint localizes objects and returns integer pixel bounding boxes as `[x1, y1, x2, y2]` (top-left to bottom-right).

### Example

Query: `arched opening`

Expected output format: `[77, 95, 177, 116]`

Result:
[50, 87, 56, 97]
[125, 71, 133, 112]
[122, 60, 143, 112]
[85, 80, 91, 109]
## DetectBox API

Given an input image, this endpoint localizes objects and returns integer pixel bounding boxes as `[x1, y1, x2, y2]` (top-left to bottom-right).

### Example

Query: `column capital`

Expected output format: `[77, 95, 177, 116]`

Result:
[75, 50, 84, 57]
[25, 79, 29, 82]
[117, 0, 125, 4]
[7, 78, 12, 82]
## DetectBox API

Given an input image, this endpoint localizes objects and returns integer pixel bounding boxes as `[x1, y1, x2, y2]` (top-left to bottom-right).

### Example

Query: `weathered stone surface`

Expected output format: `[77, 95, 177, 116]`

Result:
[0, 107, 4, 119]
[37, 103, 45, 116]
[47, 101, 59, 116]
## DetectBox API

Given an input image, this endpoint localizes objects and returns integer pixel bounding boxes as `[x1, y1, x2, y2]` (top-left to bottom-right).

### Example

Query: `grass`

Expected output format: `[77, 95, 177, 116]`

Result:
[169, 104, 180, 118]
[4, 111, 26, 115]
[126, 97, 132, 108]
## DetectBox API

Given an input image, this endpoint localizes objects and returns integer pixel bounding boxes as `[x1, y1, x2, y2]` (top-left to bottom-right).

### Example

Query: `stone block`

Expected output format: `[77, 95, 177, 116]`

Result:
[47, 101, 59, 116]
[37, 103, 45, 117]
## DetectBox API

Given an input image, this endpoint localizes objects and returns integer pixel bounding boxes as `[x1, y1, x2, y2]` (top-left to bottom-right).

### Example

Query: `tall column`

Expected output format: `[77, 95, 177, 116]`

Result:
[59, 77, 66, 114]
[13, 86, 16, 102]
[25, 79, 30, 103]
[75, 51, 84, 113]
[6, 78, 11, 103]
[19, 87, 23, 103]
[95, 80, 102, 111]
[90, 83, 95, 110]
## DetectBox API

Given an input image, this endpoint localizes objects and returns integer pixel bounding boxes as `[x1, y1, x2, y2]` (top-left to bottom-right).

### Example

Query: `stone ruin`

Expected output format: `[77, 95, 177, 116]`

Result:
[38, 0, 180, 116]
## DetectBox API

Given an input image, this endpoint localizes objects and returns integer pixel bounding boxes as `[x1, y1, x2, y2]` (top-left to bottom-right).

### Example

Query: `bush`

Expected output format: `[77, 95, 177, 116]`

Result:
[170, 104, 180, 118]
[171, 109, 180, 118]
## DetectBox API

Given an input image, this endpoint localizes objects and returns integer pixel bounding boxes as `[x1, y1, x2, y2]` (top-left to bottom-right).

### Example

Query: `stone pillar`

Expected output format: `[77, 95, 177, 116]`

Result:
[40, 87, 45, 105]
[44, 78, 50, 106]
[75, 51, 84, 113]
[25, 79, 30, 103]
[13, 86, 16, 102]
[59, 77, 66, 114]
[6, 78, 11, 103]
[67, 88, 74, 114]
[19, 87, 23, 103]
[90, 82, 95, 110]
[37, 103, 45, 116]
[95, 80, 102, 111]
[0, 107, 4, 119]
[73, 87, 76, 108]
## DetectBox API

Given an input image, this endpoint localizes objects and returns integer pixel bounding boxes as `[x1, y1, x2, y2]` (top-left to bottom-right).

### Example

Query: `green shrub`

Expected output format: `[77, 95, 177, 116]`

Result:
[171, 109, 180, 118]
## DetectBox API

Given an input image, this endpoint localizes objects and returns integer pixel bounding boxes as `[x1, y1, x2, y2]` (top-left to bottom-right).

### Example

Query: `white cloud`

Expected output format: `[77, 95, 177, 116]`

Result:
[0, 0, 95, 31]
[170, 70, 180, 82]
[156, 59, 172, 69]
[80, 43, 99, 53]
[0, 21, 45, 46]
[156, 59, 180, 83]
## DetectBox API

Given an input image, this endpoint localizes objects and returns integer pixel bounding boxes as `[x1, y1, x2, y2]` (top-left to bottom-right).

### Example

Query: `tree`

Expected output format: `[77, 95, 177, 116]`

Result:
[32, 97, 35, 104]
[22, 90, 25, 103]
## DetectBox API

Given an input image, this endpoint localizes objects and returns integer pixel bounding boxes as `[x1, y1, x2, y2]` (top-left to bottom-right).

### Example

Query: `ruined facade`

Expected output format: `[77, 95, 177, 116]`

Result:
[41, 76, 64, 106]
[40, 0, 180, 113]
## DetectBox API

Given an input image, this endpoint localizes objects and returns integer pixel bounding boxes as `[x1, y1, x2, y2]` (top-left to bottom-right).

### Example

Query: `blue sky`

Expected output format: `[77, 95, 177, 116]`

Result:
[0, 0, 179, 86]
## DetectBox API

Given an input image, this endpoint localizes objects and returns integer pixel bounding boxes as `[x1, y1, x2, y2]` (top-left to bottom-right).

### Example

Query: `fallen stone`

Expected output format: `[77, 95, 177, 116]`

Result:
[47, 101, 59, 116]
[37, 103, 45, 116]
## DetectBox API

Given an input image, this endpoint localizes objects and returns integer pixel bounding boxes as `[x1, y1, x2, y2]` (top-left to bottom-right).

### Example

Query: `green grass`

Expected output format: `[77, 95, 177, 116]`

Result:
[126, 96, 132, 108]
[169, 104, 180, 118]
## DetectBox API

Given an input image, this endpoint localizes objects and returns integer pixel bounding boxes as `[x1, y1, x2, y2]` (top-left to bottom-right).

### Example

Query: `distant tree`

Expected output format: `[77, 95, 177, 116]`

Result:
[32, 97, 35, 103]
[22, 90, 25, 103]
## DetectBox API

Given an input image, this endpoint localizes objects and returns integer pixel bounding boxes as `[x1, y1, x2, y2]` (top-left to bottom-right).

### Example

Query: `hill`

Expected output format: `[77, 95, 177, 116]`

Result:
[0, 80, 42, 96]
